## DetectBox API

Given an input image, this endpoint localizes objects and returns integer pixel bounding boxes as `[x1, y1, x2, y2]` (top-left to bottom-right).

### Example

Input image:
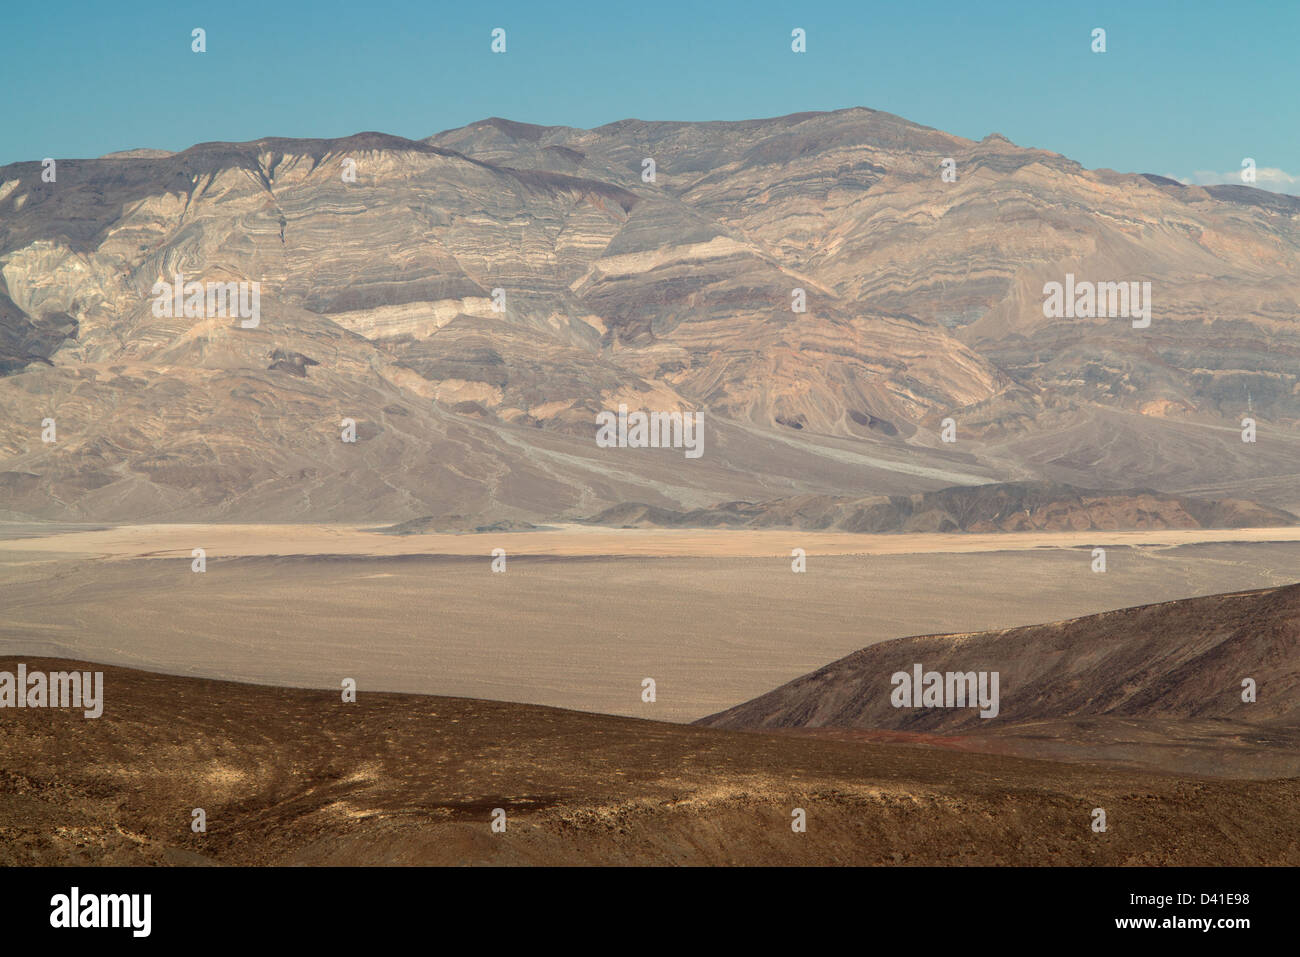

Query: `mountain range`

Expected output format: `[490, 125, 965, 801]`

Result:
[2, 108, 1297, 522]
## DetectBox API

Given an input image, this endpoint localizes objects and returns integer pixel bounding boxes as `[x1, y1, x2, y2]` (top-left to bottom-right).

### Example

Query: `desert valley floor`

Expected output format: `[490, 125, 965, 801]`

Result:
[4, 523, 1300, 721]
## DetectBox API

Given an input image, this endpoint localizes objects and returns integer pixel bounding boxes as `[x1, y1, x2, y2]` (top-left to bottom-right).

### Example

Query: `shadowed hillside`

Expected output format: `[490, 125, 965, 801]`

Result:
[582, 481, 1298, 532]
[699, 583, 1300, 731]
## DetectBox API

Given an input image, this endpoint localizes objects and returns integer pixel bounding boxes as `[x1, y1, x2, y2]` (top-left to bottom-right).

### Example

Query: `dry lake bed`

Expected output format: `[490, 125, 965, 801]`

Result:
[4, 523, 1300, 722]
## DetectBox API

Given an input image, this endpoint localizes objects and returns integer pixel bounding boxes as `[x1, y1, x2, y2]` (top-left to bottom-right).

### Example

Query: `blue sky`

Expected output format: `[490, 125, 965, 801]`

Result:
[3, 0, 1296, 189]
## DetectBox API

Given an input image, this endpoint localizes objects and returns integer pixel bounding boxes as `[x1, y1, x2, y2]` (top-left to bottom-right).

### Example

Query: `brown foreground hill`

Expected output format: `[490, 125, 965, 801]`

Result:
[2, 650, 1298, 866]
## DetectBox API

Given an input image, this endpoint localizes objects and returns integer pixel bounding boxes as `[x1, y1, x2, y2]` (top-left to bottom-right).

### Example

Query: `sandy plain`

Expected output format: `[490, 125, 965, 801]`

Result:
[3, 523, 1299, 722]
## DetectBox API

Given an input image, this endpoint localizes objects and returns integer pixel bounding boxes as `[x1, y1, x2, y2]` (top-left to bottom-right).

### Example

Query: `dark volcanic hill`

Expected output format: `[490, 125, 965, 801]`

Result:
[581, 481, 1298, 532]
[2, 108, 1299, 521]
[699, 582, 1300, 739]
[702, 582, 1300, 780]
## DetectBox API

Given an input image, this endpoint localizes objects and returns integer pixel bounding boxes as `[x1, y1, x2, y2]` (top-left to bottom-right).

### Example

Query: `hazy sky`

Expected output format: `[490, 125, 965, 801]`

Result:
[3, 0, 1296, 190]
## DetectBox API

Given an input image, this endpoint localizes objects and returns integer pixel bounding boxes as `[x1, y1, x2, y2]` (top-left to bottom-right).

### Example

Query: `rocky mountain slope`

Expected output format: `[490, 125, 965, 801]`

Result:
[2, 109, 1297, 521]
